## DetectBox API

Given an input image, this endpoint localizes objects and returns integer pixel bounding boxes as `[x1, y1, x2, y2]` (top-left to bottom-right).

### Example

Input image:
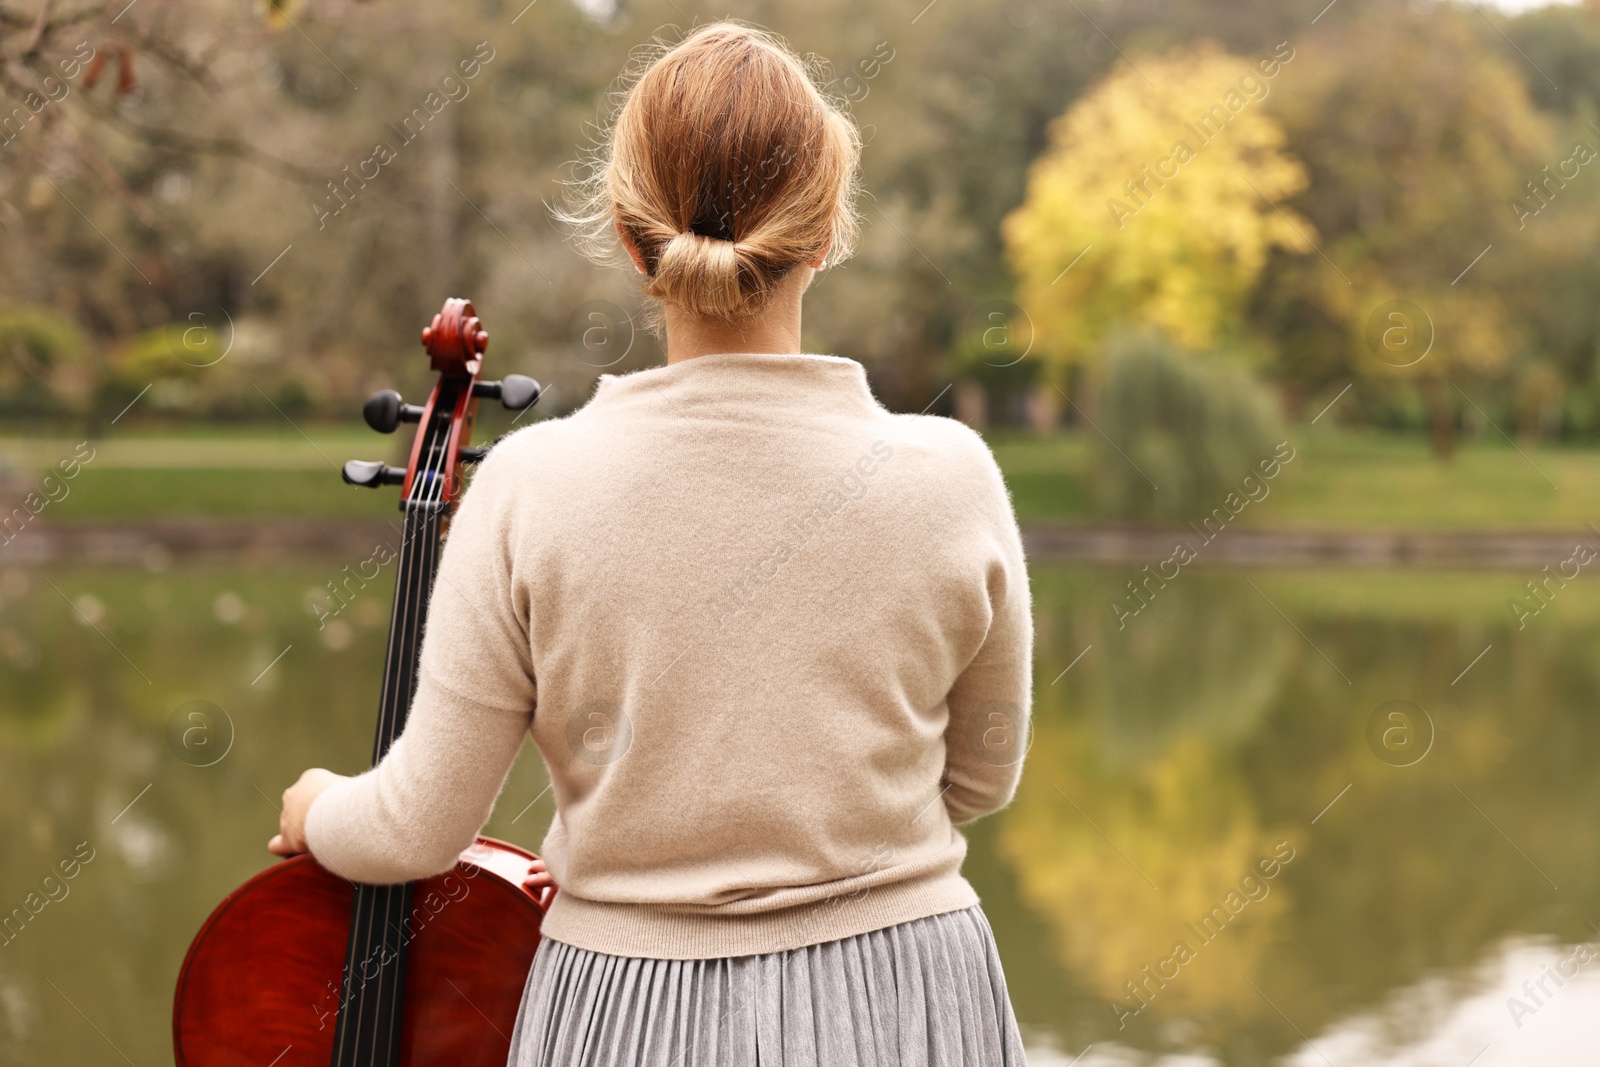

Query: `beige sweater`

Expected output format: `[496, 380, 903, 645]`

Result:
[305, 352, 1034, 959]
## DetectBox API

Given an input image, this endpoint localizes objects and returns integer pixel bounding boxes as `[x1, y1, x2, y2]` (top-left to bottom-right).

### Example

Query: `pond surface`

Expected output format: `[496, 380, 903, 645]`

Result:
[2, 559, 1597, 1065]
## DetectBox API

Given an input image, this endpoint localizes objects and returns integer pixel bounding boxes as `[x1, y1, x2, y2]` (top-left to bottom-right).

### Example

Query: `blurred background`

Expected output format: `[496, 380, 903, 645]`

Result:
[5, 0, 1600, 1063]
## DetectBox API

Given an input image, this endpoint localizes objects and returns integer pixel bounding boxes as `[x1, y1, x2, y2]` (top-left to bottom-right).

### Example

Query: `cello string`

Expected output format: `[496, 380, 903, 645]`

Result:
[388, 418, 451, 1060]
[379, 416, 445, 1063]
[341, 398, 446, 1067]
[339, 477, 408, 1066]
[384, 404, 453, 1060]
[372, 419, 439, 1065]
[361, 386, 456, 1066]
[384, 397, 455, 1054]
[337, 398, 436, 1065]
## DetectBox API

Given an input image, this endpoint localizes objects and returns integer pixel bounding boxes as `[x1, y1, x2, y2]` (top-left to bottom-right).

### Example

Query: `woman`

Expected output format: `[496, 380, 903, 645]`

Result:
[269, 20, 1035, 1066]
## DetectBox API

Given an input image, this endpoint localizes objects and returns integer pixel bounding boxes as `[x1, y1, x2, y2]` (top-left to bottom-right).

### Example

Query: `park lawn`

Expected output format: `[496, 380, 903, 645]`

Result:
[1, 429, 401, 522]
[42, 467, 400, 521]
[1031, 562, 1600, 626]
[0, 416, 546, 522]
[988, 427, 1588, 530]
[0, 425, 1593, 529]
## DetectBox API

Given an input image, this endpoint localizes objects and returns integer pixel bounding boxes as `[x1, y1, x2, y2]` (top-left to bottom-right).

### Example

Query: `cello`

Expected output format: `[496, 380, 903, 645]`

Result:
[173, 298, 554, 1066]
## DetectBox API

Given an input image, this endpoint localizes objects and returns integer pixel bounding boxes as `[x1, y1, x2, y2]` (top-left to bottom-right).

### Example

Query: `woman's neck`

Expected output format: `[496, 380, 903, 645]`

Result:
[662, 266, 812, 365]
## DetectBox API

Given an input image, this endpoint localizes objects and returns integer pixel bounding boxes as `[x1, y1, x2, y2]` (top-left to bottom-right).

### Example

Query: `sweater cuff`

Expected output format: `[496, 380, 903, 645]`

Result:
[303, 773, 372, 882]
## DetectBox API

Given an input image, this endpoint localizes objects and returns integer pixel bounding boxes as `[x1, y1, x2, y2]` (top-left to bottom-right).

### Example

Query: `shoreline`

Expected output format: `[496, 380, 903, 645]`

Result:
[1, 518, 1591, 570]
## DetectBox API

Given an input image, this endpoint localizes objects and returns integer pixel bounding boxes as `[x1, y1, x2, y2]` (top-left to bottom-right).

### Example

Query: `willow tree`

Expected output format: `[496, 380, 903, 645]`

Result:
[1001, 40, 1314, 384]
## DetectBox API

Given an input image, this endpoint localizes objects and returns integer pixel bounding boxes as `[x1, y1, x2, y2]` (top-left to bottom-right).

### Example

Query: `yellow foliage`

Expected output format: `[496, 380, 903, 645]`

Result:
[1002, 41, 1315, 374]
[999, 729, 1297, 1025]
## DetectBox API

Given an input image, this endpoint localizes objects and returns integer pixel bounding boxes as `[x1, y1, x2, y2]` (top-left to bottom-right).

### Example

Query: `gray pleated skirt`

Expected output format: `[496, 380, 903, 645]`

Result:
[505, 904, 1027, 1066]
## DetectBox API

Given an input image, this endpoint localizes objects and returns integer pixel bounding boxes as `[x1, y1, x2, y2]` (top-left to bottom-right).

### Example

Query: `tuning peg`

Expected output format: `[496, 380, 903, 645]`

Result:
[342, 460, 406, 488]
[472, 374, 541, 412]
[458, 446, 489, 463]
[363, 390, 425, 434]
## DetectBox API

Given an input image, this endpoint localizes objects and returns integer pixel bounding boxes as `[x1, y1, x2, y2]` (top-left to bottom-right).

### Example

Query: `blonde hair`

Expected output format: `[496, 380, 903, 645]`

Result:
[557, 21, 863, 328]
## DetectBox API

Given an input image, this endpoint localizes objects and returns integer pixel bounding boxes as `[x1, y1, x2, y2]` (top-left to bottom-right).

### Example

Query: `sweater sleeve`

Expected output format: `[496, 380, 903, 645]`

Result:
[941, 430, 1034, 825]
[303, 443, 538, 884]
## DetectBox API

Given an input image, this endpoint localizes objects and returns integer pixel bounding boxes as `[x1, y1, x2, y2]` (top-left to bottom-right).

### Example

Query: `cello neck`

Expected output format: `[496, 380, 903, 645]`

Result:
[330, 364, 475, 1067]
[372, 492, 447, 765]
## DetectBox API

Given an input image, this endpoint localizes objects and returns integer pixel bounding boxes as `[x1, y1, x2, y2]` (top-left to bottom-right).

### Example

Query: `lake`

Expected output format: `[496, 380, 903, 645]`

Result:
[2, 558, 1596, 1065]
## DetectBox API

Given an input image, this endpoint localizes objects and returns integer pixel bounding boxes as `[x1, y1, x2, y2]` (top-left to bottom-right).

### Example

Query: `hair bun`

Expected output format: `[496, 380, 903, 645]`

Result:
[554, 21, 863, 329]
[651, 230, 748, 319]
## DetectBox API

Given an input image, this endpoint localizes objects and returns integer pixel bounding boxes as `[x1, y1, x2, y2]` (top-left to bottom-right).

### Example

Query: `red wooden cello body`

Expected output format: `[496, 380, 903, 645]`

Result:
[173, 299, 552, 1067]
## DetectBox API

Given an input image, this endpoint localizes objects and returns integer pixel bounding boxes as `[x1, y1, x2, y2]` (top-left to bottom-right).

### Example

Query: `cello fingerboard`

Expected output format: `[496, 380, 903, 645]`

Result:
[330, 881, 416, 1066]
[330, 395, 453, 1067]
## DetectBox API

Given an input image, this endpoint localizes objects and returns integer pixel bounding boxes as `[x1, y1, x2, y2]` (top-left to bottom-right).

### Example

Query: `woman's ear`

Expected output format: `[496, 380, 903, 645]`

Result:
[806, 236, 833, 271]
[615, 219, 649, 275]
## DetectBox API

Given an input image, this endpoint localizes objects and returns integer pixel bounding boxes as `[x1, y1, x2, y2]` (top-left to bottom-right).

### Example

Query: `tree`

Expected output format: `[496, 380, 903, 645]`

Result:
[1001, 39, 1314, 385]
[1258, 6, 1561, 453]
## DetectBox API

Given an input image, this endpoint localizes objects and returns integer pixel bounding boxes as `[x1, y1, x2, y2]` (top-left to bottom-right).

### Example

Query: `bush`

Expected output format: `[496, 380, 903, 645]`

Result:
[1092, 330, 1284, 520]
[99, 317, 324, 421]
[0, 305, 91, 416]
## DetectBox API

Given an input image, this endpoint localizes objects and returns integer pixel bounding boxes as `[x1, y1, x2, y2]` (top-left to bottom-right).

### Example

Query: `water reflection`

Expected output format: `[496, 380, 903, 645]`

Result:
[1021, 937, 1600, 1067]
[1, 562, 1597, 1065]
[995, 566, 1600, 1065]
[0, 563, 553, 1065]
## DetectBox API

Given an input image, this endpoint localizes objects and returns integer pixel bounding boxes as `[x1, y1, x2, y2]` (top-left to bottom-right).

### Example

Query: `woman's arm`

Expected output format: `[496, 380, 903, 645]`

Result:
[941, 432, 1035, 825]
[269, 439, 541, 882]
[294, 673, 534, 882]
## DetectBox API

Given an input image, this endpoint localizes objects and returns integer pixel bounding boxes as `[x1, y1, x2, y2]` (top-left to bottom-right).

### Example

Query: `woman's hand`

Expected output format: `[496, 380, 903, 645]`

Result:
[523, 855, 557, 910]
[268, 768, 345, 858]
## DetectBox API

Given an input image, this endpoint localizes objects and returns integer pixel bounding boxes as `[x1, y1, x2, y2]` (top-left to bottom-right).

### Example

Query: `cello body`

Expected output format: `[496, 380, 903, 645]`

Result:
[174, 838, 546, 1067]
[173, 299, 552, 1066]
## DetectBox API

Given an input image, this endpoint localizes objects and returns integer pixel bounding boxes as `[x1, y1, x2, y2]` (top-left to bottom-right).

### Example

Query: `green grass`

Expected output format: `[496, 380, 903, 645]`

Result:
[1, 431, 402, 521]
[46, 468, 400, 521]
[988, 427, 1588, 530]
[0, 429, 383, 468]
[2, 424, 1594, 529]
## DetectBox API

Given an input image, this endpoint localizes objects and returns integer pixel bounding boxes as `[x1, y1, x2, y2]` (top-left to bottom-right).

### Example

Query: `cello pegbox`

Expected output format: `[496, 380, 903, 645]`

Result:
[422, 298, 489, 377]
